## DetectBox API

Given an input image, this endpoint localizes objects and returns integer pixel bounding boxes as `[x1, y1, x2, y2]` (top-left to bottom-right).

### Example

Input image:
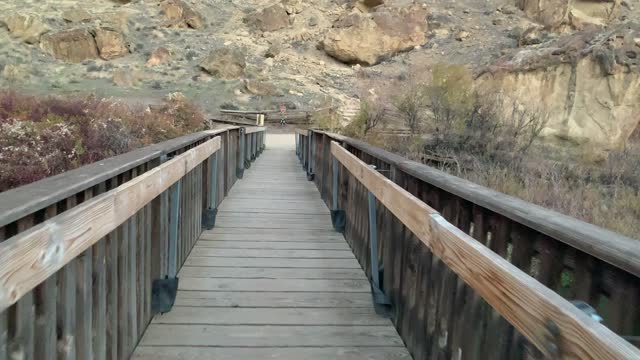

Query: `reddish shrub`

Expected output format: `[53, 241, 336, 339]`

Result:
[0, 91, 206, 192]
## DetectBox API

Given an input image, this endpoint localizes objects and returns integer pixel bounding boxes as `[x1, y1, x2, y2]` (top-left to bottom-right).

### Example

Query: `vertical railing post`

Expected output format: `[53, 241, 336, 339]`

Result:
[332, 157, 339, 211]
[244, 130, 251, 170]
[368, 165, 390, 307]
[237, 128, 245, 178]
[307, 130, 315, 181]
[202, 149, 218, 230]
[168, 180, 181, 278]
[151, 177, 181, 314]
[330, 155, 345, 233]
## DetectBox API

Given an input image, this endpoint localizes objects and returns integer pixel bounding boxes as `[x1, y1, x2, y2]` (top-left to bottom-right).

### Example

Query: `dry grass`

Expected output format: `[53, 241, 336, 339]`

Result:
[342, 63, 640, 239]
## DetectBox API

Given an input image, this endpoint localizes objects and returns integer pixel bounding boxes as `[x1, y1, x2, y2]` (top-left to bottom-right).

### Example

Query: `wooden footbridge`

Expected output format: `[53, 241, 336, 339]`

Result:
[0, 127, 639, 360]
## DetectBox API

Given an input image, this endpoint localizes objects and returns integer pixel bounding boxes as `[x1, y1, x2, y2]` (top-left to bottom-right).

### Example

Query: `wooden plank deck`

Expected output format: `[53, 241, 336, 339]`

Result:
[132, 134, 411, 360]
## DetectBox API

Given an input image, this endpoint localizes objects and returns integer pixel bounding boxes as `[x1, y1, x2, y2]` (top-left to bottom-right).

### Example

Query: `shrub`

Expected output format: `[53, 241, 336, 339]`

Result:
[0, 91, 206, 192]
[342, 101, 386, 137]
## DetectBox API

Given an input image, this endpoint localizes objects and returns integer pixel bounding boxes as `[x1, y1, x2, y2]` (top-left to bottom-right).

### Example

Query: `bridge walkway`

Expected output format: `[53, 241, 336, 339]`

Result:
[132, 134, 411, 359]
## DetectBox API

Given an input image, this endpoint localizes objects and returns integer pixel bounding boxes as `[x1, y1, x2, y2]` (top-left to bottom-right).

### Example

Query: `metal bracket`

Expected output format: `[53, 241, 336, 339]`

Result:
[202, 207, 218, 230]
[151, 276, 179, 314]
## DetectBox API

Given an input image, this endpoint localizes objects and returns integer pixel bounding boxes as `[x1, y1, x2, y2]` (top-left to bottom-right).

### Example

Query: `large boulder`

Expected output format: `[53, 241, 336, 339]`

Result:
[3, 14, 50, 44]
[40, 29, 98, 63]
[94, 28, 129, 60]
[477, 27, 640, 150]
[161, 0, 205, 29]
[199, 48, 246, 79]
[244, 5, 290, 32]
[322, 5, 428, 66]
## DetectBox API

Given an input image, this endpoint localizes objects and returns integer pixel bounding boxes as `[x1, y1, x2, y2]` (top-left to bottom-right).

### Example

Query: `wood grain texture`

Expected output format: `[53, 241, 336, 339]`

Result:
[0, 137, 221, 312]
[331, 140, 640, 359]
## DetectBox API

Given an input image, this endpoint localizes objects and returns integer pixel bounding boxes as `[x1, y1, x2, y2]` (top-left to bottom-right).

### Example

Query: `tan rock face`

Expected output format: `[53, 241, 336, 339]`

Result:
[62, 9, 92, 23]
[478, 28, 640, 150]
[244, 5, 290, 32]
[3, 14, 50, 44]
[40, 29, 98, 63]
[518, 0, 619, 29]
[147, 47, 172, 66]
[244, 79, 282, 96]
[94, 28, 129, 60]
[161, 0, 204, 29]
[322, 5, 428, 66]
[199, 48, 246, 80]
[282, 0, 304, 15]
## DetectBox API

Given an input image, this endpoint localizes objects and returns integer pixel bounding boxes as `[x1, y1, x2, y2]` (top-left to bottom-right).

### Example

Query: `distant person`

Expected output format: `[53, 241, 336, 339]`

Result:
[279, 103, 287, 126]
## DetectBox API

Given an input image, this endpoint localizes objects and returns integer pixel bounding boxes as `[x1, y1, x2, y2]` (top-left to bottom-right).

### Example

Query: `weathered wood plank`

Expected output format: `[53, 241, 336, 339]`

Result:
[139, 325, 405, 347]
[174, 291, 372, 308]
[194, 240, 349, 250]
[190, 248, 356, 259]
[35, 205, 57, 360]
[152, 307, 391, 325]
[133, 346, 411, 360]
[178, 266, 365, 279]
[184, 256, 360, 268]
[0, 309, 6, 360]
[178, 278, 370, 292]
[105, 230, 118, 360]
[92, 237, 106, 360]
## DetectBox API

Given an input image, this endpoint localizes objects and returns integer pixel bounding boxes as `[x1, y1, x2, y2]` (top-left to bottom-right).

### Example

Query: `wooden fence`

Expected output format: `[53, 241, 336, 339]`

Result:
[296, 129, 640, 359]
[0, 126, 266, 360]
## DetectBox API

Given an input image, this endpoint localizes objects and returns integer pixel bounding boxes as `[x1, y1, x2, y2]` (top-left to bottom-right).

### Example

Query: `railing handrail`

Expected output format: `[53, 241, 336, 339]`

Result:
[310, 130, 640, 279]
[330, 140, 640, 359]
[0, 137, 222, 312]
[0, 126, 266, 229]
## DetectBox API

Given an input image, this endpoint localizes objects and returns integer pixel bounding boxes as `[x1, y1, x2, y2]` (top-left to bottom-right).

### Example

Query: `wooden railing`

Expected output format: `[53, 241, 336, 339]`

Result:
[0, 126, 266, 360]
[296, 129, 640, 359]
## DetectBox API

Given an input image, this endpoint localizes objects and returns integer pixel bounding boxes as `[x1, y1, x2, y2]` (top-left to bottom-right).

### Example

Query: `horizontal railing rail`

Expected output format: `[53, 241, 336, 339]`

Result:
[296, 129, 640, 358]
[0, 126, 266, 360]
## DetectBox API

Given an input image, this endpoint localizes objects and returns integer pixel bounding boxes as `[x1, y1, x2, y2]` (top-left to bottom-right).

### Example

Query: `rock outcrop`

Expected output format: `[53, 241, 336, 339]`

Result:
[94, 28, 129, 60]
[3, 14, 50, 44]
[244, 79, 282, 96]
[161, 0, 204, 29]
[244, 5, 290, 32]
[322, 5, 428, 65]
[40, 29, 99, 63]
[518, 0, 619, 29]
[478, 27, 640, 149]
[199, 48, 246, 79]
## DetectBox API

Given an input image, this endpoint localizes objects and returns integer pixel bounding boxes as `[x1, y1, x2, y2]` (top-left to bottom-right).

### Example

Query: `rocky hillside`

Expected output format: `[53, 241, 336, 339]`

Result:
[1, 0, 639, 149]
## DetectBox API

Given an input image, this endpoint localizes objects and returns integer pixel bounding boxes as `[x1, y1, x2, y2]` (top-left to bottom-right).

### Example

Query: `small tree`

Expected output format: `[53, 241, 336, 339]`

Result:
[343, 101, 386, 137]
[394, 83, 426, 134]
